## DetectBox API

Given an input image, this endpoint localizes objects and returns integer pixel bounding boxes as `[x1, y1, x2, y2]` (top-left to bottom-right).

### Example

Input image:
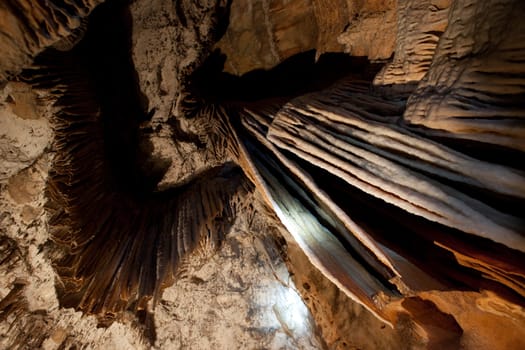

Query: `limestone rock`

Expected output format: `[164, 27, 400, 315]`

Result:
[0, 82, 51, 181]
[373, 0, 451, 88]
[215, 0, 398, 75]
[0, 0, 101, 81]
[215, 0, 320, 75]
[338, 0, 398, 60]
[404, 0, 525, 151]
[0, 0, 524, 349]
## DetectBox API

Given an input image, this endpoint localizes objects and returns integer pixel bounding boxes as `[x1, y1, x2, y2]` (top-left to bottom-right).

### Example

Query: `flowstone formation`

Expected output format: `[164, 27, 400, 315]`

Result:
[1, 0, 524, 349]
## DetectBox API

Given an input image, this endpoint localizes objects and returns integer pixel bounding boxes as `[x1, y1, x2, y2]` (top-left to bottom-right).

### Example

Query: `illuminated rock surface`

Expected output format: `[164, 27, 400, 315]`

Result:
[1, 0, 524, 349]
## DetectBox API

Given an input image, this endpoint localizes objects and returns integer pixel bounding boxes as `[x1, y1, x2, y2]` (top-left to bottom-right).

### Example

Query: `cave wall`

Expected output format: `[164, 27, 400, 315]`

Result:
[0, 0, 102, 80]
[0, 0, 524, 349]
[215, 0, 398, 75]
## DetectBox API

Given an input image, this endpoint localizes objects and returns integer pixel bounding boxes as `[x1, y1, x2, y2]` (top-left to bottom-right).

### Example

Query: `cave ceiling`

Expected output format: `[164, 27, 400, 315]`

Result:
[0, 0, 524, 348]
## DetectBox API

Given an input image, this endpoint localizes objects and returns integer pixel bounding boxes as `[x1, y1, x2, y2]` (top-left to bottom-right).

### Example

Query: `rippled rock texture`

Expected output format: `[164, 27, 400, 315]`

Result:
[1, 0, 524, 349]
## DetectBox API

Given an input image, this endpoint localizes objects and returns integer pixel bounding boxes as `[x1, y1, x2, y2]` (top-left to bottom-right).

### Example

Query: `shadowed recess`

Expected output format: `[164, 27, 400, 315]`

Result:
[26, 0, 251, 336]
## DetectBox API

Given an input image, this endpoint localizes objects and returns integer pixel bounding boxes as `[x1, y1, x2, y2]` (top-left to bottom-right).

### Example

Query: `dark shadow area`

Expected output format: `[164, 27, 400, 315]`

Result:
[30, 0, 166, 197]
[76, 0, 165, 195]
[27, 0, 163, 342]
[26, 4, 251, 342]
[402, 297, 463, 350]
[189, 49, 382, 104]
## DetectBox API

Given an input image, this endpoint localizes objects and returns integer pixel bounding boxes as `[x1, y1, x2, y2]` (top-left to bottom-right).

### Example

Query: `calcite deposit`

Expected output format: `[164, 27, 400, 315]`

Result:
[1, 0, 524, 349]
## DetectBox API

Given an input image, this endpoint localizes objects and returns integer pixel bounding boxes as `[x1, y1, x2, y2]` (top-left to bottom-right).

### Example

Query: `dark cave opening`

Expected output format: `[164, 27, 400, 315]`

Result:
[188, 48, 383, 105]
[31, 0, 168, 197]
[75, 0, 161, 195]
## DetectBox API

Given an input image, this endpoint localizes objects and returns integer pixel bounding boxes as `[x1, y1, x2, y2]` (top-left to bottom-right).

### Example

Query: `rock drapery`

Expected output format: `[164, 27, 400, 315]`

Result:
[0, 0, 524, 349]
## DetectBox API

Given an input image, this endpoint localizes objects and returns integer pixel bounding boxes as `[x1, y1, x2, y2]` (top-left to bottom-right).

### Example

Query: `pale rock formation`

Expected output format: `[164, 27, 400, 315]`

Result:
[373, 0, 451, 88]
[0, 82, 52, 180]
[215, 0, 320, 75]
[0, 0, 524, 349]
[404, 0, 525, 151]
[338, 0, 398, 60]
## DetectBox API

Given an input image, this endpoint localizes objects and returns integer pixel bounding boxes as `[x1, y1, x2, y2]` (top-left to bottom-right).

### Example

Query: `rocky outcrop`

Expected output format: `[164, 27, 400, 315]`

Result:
[215, 0, 398, 75]
[0, 0, 524, 348]
[0, 82, 52, 180]
[266, 80, 524, 250]
[373, 0, 451, 88]
[338, 0, 398, 60]
[0, 0, 101, 81]
[222, 0, 525, 346]
[404, 0, 525, 151]
[235, 74, 525, 329]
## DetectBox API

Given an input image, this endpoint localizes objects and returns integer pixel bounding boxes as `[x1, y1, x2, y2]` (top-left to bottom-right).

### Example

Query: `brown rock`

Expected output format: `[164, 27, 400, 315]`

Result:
[404, 0, 525, 151]
[5, 82, 40, 120]
[373, 0, 452, 88]
[0, 0, 101, 81]
[7, 166, 42, 205]
[216, 0, 397, 75]
[0, 0, 524, 349]
[338, 0, 398, 60]
[216, 0, 318, 75]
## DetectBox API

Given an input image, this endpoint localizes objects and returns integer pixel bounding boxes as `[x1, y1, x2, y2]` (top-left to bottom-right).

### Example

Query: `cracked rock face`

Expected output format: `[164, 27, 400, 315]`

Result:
[1, 0, 525, 349]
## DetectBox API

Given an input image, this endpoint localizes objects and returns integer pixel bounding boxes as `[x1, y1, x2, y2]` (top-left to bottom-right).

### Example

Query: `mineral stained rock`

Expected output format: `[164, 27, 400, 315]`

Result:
[215, 0, 398, 75]
[1, 0, 525, 349]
